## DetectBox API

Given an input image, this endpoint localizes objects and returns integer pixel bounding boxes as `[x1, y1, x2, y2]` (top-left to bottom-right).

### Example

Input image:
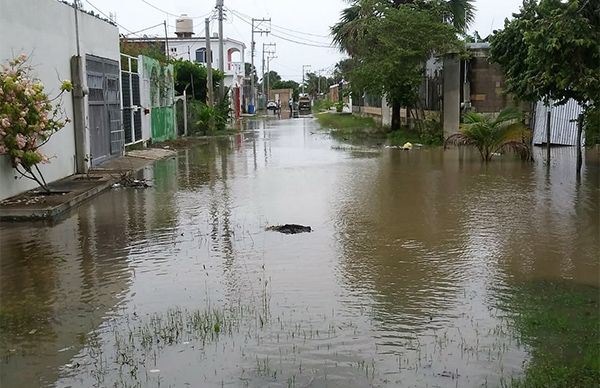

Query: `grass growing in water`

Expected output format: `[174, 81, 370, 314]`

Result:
[505, 281, 599, 387]
[315, 113, 378, 132]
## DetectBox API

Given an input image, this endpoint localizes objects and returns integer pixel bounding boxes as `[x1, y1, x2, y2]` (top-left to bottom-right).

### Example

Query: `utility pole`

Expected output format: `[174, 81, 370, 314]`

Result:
[164, 21, 170, 60]
[266, 54, 277, 101]
[216, 0, 225, 101]
[262, 43, 276, 103]
[250, 18, 271, 113]
[301, 65, 311, 95]
[205, 18, 214, 109]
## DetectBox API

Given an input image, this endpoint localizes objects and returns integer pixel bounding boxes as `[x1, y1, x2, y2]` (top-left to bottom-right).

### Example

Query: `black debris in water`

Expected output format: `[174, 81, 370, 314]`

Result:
[266, 224, 312, 234]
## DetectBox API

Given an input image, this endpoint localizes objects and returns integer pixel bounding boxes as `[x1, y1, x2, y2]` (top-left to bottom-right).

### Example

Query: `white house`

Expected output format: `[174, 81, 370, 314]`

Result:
[0, 0, 122, 200]
[123, 17, 246, 116]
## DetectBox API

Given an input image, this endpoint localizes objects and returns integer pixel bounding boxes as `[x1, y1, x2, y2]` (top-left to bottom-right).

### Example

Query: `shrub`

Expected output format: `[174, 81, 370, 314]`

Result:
[0, 55, 72, 191]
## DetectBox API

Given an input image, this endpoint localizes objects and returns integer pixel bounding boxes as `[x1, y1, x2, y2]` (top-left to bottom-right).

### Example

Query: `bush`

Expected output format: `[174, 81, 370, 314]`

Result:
[0, 55, 72, 191]
[312, 99, 334, 112]
[584, 106, 599, 146]
[188, 92, 232, 135]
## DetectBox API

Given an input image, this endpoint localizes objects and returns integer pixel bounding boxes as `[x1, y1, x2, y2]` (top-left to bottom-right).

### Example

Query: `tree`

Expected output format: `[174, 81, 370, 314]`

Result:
[173, 59, 223, 102]
[335, 4, 462, 128]
[331, 0, 473, 129]
[304, 72, 335, 97]
[263, 70, 281, 90]
[272, 80, 301, 100]
[490, 0, 600, 171]
[444, 107, 531, 161]
[0, 55, 72, 192]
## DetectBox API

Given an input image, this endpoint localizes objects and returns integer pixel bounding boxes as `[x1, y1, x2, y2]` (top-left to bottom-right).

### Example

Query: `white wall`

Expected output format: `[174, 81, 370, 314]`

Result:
[0, 0, 119, 200]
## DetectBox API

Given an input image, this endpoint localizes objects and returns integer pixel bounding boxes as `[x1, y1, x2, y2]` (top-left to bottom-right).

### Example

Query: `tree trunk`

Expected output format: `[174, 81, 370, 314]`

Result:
[392, 101, 401, 130]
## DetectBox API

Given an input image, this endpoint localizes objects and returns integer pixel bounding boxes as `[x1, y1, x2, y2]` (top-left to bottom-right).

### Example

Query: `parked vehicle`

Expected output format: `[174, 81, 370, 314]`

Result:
[298, 96, 311, 115]
[266, 100, 278, 111]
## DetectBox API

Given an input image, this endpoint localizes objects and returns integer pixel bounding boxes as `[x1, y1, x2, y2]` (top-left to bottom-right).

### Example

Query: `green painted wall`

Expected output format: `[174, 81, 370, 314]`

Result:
[151, 107, 176, 142]
[140, 56, 176, 142]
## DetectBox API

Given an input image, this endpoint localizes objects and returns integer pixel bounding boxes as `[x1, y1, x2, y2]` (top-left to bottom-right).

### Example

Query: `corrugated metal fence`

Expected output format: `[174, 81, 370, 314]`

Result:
[532, 99, 584, 146]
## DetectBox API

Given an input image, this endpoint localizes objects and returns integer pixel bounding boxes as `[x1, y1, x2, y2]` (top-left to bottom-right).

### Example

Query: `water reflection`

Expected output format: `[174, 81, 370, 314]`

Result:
[0, 119, 598, 387]
[0, 162, 179, 387]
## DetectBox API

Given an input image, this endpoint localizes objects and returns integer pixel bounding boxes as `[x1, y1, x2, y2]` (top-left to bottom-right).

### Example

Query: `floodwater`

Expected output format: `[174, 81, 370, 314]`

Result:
[1, 118, 598, 387]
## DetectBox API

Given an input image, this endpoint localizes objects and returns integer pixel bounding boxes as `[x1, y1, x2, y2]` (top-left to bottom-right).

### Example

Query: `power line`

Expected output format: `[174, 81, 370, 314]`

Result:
[139, 0, 212, 19]
[227, 7, 331, 45]
[230, 7, 331, 39]
[227, 9, 333, 49]
[124, 22, 165, 37]
[84, 0, 138, 36]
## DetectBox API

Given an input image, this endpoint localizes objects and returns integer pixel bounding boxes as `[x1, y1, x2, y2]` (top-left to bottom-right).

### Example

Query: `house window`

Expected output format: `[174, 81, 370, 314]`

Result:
[195, 48, 206, 63]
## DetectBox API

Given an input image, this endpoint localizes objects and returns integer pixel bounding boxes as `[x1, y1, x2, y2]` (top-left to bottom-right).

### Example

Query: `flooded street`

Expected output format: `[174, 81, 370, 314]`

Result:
[1, 118, 599, 387]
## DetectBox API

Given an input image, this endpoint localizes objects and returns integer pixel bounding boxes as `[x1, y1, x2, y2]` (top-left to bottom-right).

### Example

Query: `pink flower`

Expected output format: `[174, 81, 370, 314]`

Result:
[0, 118, 9, 128]
[36, 150, 49, 164]
[15, 133, 27, 149]
[0, 145, 6, 154]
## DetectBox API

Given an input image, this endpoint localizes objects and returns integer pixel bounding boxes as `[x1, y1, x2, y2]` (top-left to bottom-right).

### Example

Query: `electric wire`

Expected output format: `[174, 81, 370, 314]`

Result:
[84, 0, 139, 36]
[229, 7, 331, 39]
[227, 9, 333, 49]
[139, 0, 213, 19]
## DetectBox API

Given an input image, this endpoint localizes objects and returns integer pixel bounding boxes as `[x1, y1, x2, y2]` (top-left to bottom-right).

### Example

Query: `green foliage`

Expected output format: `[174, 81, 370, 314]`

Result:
[120, 41, 167, 70]
[303, 72, 336, 97]
[505, 281, 600, 387]
[0, 55, 71, 191]
[312, 99, 335, 112]
[263, 70, 281, 87]
[584, 105, 600, 146]
[315, 112, 377, 131]
[189, 92, 231, 134]
[172, 59, 224, 102]
[332, 2, 462, 116]
[388, 119, 444, 146]
[490, 0, 599, 118]
[271, 80, 300, 100]
[445, 107, 532, 161]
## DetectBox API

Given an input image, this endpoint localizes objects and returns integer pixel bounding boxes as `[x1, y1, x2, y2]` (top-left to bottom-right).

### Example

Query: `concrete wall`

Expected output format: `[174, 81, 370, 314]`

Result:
[0, 0, 119, 200]
[140, 56, 176, 143]
[442, 55, 461, 136]
[269, 89, 293, 113]
[468, 51, 509, 113]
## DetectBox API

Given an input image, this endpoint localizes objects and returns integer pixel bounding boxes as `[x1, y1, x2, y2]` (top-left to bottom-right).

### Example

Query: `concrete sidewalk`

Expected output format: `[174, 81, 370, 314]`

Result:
[0, 148, 176, 221]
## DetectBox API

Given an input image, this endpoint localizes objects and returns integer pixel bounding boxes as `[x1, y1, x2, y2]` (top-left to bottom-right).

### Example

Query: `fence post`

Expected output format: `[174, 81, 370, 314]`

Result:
[183, 90, 188, 137]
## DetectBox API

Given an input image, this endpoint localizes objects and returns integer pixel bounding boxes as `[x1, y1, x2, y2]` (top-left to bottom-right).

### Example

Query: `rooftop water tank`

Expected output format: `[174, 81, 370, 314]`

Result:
[175, 15, 194, 38]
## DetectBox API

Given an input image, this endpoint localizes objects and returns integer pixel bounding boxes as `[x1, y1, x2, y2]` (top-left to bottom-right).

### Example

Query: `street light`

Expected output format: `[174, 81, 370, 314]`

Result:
[301, 64, 311, 95]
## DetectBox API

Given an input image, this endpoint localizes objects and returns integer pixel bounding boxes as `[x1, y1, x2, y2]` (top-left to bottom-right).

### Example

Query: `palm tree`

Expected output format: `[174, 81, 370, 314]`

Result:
[444, 107, 532, 162]
[331, 0, 476, 53]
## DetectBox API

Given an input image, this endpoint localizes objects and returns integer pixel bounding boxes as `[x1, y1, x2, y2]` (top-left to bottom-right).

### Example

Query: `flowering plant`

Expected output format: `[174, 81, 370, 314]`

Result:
[0, 55, 72, 192]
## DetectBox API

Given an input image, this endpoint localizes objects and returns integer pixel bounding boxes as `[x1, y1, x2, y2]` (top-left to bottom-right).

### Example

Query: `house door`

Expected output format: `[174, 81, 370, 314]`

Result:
[86, 55, 123, 166]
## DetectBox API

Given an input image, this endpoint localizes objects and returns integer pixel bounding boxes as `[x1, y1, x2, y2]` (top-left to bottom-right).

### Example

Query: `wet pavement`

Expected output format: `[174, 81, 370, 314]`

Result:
[1, 117, 598, 387]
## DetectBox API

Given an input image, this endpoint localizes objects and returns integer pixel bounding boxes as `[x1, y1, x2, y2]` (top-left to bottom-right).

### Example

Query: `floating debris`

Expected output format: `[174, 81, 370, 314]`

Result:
[113, 172, 152, 189]
[266, 224, 312, 234]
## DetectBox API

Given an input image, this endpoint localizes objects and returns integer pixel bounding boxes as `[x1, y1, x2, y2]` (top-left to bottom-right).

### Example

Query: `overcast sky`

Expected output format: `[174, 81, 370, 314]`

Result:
[87, 0, 524, 82]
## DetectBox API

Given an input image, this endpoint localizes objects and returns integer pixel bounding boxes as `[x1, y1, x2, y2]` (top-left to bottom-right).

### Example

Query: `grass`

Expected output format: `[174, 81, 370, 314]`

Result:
[503, 281, 599, 387]
[315, 112, 445, 146]
[315, 112, 379, 132]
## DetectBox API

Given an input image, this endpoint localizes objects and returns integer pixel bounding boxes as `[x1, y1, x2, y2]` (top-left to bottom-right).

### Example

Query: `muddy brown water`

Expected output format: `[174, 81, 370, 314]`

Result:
[1, 118, 598, 387]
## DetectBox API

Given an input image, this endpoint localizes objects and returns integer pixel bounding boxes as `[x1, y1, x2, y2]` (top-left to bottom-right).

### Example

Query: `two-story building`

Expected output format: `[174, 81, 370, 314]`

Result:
[122, 15, 246, 117]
